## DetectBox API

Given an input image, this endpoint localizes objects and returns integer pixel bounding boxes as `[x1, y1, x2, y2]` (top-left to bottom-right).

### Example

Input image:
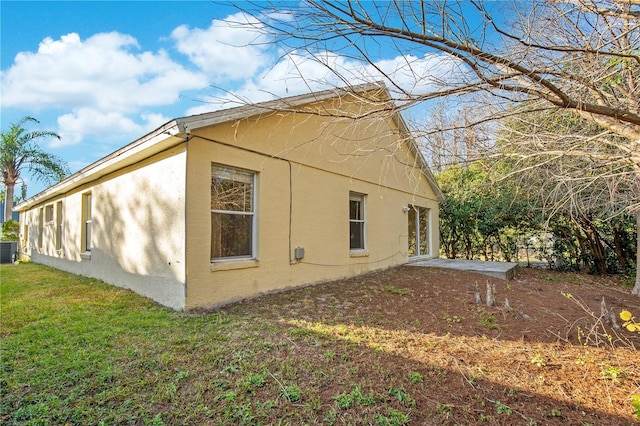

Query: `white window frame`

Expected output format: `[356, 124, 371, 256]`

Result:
[55, 201, 63, 251]
[81, 192, 92, 254]
[408, 205, 430, 257]
[211, 164, 257, 261]
[349, 192, 366, 251]
[38, 207, 44, 249]
[44, 204, 54, 223]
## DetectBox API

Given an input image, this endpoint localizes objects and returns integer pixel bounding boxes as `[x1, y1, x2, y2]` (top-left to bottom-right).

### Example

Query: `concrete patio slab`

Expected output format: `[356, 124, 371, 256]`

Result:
[408, 258, 519, 280]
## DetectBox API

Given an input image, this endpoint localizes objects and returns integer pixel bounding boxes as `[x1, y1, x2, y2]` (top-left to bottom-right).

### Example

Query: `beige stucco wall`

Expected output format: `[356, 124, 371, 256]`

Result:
[19, 146, 188, 310]
[16, 91, 440, 311]
[184, 100, 439, 309]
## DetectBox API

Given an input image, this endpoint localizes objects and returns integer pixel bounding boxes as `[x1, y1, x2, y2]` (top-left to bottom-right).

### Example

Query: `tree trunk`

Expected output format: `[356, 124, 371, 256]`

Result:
[573, 224, 590, 273]
[4, 182, 14, 223]
[486, 282, 496, 307]
[581, 216, 607, 275]
[474, 283, 482, 304]
[612, 223, 630, 273]
[633, 212, 640, 296]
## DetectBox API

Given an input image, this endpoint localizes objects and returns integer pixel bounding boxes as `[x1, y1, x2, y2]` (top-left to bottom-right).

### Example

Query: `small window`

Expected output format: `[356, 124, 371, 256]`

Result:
[38, 208, 44, 248]
[349, 192, 366, 250]
[55, 201, 63, 250]
[45, 204, 54, 222]
[211, 164, 256, 260]
[22, 224, 28, 251]
[82, 193, 92, 253]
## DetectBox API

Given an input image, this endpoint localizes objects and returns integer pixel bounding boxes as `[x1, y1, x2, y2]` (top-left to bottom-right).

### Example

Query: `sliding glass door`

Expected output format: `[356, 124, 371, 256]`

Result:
[408, 205, 430, 257]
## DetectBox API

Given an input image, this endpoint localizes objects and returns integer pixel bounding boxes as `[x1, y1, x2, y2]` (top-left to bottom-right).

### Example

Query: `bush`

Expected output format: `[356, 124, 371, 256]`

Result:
[1, 220, 19, 241]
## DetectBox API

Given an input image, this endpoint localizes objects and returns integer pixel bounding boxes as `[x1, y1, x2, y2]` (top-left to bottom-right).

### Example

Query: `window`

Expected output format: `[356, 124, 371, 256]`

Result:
[349, 192, 366, 250]
[55, 201, 63, 250]
[211, 165, 256, 260]
[408, 205, 430, 257]
[38, 207, 44, 248]
[45, 204, 54, 222]
[22, 224, 28, 252]
[82, 193, 92, 253]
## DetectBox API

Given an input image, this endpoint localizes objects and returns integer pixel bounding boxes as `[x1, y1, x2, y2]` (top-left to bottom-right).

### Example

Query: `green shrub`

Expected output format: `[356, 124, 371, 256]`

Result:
[1, 220, 19, 241]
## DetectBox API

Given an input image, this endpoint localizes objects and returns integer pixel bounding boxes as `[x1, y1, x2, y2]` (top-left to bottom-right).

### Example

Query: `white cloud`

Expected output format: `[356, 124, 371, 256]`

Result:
[188, 49, 464, 113]
[1, 13, 464, 149]
[55, 108, 170, 147]
[1, 32, 208, 112]
[185, 103, 222, 116]
[171, 12, 273, 81]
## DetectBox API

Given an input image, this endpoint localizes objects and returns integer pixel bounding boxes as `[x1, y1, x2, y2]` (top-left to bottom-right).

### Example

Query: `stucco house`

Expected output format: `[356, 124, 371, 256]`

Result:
[14, 83, 443, 310]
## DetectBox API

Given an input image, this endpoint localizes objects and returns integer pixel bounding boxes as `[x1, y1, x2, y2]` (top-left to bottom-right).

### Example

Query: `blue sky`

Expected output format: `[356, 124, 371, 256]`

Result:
[1, 1, 460, 197]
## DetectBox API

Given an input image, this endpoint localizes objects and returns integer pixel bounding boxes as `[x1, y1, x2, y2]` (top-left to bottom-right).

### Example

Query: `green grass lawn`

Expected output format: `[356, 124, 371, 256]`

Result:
[3, 263, 638, 425]
[0, 264, 413, 425]
[1, 264, 239, 424]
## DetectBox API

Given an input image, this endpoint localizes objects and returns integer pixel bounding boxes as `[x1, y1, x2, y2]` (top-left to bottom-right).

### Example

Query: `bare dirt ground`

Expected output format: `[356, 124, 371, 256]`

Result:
[225, 265, 640, 425]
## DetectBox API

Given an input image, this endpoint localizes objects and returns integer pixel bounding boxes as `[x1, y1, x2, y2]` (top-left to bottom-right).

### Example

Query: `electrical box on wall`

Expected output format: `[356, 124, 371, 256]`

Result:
[294, 247, 305, 260]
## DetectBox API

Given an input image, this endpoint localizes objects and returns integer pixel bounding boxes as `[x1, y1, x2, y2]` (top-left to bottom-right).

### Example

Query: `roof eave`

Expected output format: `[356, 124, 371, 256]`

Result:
[174, 81, 389, 133]
[392, 114, 444, 203]
[14, 120, 182, 211]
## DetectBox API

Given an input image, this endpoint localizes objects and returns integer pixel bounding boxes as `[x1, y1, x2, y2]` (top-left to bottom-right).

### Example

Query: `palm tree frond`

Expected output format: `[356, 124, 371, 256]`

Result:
[1, 116, 67, 220]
